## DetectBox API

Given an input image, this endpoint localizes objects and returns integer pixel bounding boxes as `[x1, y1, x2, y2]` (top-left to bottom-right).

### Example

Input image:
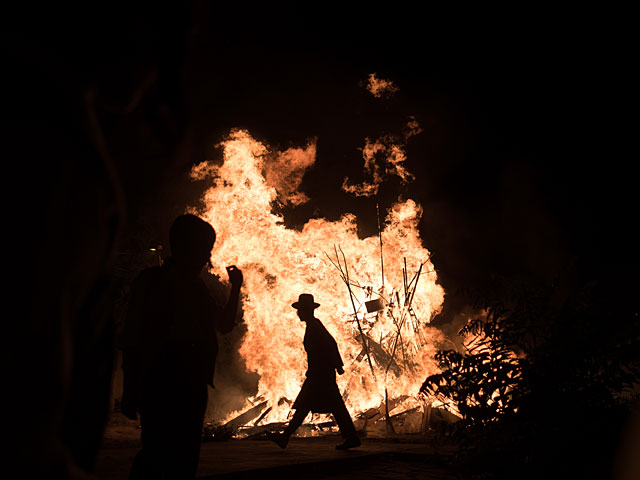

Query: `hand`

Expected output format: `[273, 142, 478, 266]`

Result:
[226, 265, 243, 287]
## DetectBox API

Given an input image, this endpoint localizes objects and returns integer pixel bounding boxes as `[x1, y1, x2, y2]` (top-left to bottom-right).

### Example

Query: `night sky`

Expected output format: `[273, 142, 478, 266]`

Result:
[117, 8, 634, 323]
[6, 5, 636, 324]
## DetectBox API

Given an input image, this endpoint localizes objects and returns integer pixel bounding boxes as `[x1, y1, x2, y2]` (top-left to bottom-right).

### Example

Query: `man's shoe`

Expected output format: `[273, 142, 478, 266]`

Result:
[266, 431, 288, 449]
[336, 436, 361, 450]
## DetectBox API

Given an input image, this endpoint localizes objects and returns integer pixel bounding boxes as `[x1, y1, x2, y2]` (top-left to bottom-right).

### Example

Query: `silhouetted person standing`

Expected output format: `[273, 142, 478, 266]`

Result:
[268, 294, 361, 450]
[121, 214, 243, 479]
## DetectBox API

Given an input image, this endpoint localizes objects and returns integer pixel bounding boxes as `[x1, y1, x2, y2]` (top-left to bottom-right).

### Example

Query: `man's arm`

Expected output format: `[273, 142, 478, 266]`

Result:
[217, 265, 243, 334]
[328, 331, 345, 375]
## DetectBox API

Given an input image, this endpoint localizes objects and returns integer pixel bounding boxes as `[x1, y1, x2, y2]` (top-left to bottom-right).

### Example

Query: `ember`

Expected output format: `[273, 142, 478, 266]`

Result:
[190, 129, 446, 432]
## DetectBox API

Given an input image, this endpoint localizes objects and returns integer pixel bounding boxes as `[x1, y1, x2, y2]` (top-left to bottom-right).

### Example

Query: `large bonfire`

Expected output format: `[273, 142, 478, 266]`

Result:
[189, 124, 446, 429]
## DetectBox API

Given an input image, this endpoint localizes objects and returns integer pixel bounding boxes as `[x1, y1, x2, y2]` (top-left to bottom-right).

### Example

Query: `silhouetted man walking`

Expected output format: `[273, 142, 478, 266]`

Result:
[267, 294, 361, 450]
[121, 214, 243, 479]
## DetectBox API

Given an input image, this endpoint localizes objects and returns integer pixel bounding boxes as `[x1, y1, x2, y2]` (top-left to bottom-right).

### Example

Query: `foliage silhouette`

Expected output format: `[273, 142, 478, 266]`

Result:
[421, 272, 640, 479]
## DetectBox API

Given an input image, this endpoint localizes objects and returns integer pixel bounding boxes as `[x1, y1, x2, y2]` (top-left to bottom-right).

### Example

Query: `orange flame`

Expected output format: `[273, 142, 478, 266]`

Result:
[366, 73, 399, 98]
[191, 129, 445, 424]
[342, 117, 422, 197]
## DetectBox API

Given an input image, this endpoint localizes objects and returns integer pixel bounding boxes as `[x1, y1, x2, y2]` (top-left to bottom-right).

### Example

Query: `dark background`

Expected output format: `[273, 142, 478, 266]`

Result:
[6, 4, 635, 324]
[112, 7, 635, 323]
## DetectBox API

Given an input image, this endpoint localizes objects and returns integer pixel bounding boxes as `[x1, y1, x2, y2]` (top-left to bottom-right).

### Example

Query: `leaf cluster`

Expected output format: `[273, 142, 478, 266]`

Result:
[420, 274, 640, 477]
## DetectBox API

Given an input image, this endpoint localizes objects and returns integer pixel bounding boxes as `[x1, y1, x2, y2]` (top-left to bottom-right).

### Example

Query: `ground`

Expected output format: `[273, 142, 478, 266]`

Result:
[95, 413, 460, 479]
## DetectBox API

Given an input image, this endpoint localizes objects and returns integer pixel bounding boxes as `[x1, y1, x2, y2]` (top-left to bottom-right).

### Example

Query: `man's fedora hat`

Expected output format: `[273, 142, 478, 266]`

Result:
[292, 293, 320, 310]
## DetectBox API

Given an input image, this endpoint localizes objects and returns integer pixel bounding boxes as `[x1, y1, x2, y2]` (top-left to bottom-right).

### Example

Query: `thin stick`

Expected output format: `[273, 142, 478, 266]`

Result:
[377, 203, 384, 289]
[385, 313, 407, 375]
[403, 257, 408, 301]
[400, 331, 409, 367]
[338, 246, 376, 378]
[332, 257, 369, 294]
[407, 263, 423, 308]
[253, 406, 272, 426]
[386, 273, 421, 375]
[406, 259, 427, 293]
[384, 387, 396, 434]
[326, 250, 393, 301]
[385, 333, 402, 375]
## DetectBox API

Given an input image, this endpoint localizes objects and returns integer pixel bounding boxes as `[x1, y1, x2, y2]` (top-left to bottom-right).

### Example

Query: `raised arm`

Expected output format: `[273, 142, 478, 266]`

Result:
[217, 265, 243, 334]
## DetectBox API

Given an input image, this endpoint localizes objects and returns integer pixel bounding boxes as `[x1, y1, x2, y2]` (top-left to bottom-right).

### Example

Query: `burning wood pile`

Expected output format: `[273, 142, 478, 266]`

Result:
[203, 393, 460, 441]
[204, 246, 437, 439]
[326, 243, 432, 380]
[191, 128, 449, 439]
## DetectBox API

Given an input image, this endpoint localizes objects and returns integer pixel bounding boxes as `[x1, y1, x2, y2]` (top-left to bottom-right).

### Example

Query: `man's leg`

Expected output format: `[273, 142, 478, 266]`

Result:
[267, 407, 311, 449]
[129, 411, 166, 479]
[331, 400, 357, 439]
[166, 414, 204, 479]
[132, 371, 206, 479]
[332, 400, 361, 449]
[283, 407, 311, 438]
[167, 382, 207, 479]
